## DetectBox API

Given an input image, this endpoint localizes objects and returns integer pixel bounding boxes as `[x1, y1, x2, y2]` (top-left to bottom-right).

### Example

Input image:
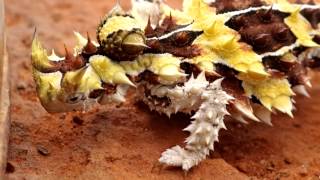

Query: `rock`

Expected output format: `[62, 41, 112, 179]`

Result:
[72, 116, 84, 125]
[266, 161, 275, 172]
[275, 171, 290, 180]
[16, 82, 27, 90]
[293, 123, 302, 128]
[284, 157, 292, 165]
[37, 145, 50, 156]
[6, 162, 15, 173]
[235, 162, 250, 173]
[299, 165, 309, 177]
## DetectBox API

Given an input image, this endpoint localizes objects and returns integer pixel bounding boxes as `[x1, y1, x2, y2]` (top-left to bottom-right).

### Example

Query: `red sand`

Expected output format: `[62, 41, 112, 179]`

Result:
[4, 0, 320, 179]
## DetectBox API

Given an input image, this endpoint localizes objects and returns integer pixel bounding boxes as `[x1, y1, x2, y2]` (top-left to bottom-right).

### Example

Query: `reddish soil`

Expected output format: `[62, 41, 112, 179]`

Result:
[4, 0, 320, 179]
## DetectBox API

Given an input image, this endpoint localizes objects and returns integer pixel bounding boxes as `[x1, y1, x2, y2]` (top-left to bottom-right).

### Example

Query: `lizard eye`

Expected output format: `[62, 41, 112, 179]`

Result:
[67, 93, 86, 104]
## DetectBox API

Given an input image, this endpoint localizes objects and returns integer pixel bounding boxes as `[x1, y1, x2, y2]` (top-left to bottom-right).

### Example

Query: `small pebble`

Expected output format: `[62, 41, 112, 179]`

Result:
[266, 164, 275, 171]
[73, 116, 84, 125]
[236, 162, 249, 173]
[59, 114, 66, 120]
[6, 162, 15, 173]
[265, 161, 276, 172]
[16, 82, 27, 90]
[275, 172, 290, 180]
[293, 123, 302, 128]
[284, 157, 292, 165]
[37, 145, 50, 156]
[299, 165, 308, 177]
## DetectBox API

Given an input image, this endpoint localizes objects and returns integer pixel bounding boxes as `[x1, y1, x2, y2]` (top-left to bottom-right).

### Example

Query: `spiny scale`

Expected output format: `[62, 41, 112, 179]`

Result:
[82, 33, 98, 56]
[226, 9, 296, 54]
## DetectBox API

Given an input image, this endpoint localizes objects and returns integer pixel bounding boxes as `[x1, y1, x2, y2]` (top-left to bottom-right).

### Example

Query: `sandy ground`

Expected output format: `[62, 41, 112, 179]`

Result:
[3, 0, 320, 179]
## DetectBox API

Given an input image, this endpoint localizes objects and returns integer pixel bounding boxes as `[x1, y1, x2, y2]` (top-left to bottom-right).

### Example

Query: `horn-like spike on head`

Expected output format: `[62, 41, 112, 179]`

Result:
[31, 36, 55, 72]
[83, 32, 98, 55]
[64, 45, 74, 63]
[74, 31, 99, 55]
[145, 16, 155, 37]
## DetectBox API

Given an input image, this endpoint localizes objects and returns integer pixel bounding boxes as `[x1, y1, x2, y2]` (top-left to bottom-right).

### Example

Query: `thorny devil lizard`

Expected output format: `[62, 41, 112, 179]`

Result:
[31, 0, 320, 171]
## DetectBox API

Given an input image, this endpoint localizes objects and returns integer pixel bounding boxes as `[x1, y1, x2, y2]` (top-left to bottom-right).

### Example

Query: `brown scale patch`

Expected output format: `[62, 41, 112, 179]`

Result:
[263, 56, 309, 86]
[313, 34, 320, 44]
[59, 52, 87, 73]
[222, 77, 255, 117]
[80, 34, 98, 59]
[135, 70, 161, 85]
[89, 83, 117, 99]
[222, 77, 248, 103]
[145, 38, 202, 58]
[145, 16, 203, 58]
[180, 62, 202, 78]
[303, 56, 320, 69]
[37, 36, 97, 74]
[40, 46, 87, 74]
[210, 0, 265, 14]
[299, 36, 320, 68]
[226, 9, 297, 54]
[301, 8, 320, 29]
[215, 63, 239, 78]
